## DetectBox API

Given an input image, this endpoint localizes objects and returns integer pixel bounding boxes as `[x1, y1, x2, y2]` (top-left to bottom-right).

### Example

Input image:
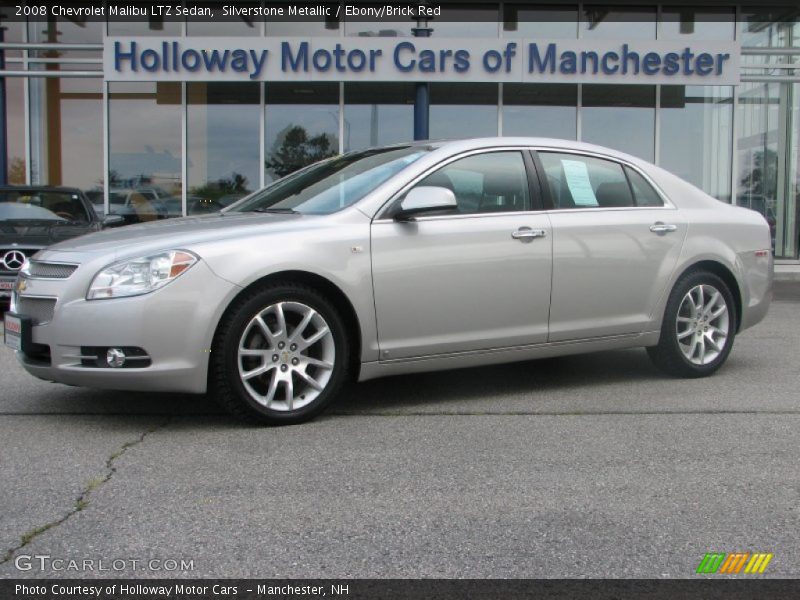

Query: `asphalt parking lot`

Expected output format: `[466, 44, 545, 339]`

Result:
[1, 283, 798, 579]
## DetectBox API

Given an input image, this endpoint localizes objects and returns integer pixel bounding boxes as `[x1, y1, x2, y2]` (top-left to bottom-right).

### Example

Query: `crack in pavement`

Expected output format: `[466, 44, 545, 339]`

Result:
[0, 417, 171, 566]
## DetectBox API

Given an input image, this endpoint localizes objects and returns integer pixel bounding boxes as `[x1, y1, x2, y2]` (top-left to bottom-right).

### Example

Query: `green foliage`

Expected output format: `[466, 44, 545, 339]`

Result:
[265, 125, 338, 179]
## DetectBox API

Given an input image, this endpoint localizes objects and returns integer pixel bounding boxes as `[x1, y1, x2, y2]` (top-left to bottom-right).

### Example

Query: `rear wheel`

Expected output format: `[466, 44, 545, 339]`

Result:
[647, 271, 736, 378]
[211, 283, 350, 425]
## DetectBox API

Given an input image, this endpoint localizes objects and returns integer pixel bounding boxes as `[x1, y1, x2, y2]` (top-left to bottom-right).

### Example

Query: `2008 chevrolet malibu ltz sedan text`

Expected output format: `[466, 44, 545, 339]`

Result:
[4, 138, 773, 425]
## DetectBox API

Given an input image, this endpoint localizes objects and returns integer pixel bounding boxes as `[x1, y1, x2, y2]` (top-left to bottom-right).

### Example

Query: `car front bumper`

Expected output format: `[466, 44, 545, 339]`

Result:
[13, 258, 239, 394]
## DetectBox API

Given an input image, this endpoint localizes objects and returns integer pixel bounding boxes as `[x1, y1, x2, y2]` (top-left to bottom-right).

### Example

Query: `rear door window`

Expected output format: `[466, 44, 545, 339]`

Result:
[538, 152, 634, 209]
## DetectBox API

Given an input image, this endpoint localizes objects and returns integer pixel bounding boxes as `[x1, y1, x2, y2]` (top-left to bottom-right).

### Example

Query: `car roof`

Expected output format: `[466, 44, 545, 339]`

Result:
[432, 137, 644, 162]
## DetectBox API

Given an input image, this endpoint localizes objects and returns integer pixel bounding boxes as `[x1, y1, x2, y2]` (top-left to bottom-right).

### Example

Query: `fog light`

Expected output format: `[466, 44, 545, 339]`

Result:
[106, 348, 126, 368]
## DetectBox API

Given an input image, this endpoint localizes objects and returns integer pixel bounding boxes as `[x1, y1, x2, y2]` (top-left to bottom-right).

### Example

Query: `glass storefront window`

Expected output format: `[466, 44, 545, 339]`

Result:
[264, 83, 339, 183]
[430, 83, 498, 139]
[737, 81, 799, 258]
[344, 83, 414, 151]
[434, 4, 500, 38]
[660, 86, 733, 202]
[187, 1, 263, 36]
[187, 83, 260, 215]
[0, 9, 25, 58]
[581, 6, 656, 40]
[108, 18, 182, 36]
[737, 82, 781, 253]
[27, 18, 103, 62]
[659, 8, 735, 41]
[740, 7, 800, 48]
[3, 78, 26, 184]
[344, 2, 412, 36]
[109, 82, 183, 222]
[502, 4, 578, 39]
[28, 78, 103, 194]
[582, 84, 655, 161]
[502, 84, 577, 139]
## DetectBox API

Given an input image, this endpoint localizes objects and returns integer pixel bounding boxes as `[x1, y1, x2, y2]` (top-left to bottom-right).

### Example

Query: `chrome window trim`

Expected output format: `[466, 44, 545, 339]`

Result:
[373, 145, 675, 223]
[531, 146, 675, 209]
[373, 145, 538, 222]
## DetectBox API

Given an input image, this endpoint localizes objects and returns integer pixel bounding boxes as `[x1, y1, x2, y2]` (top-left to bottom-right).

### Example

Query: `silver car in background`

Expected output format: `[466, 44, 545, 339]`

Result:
[5, 138, 773, 425]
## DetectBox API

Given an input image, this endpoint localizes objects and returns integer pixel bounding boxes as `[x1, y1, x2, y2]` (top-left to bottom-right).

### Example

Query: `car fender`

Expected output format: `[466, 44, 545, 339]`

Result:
[191, 214, 378, 363]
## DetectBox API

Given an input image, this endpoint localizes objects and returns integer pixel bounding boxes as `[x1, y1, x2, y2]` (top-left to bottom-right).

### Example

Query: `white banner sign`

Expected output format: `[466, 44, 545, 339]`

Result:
[104, 37, 740, 85]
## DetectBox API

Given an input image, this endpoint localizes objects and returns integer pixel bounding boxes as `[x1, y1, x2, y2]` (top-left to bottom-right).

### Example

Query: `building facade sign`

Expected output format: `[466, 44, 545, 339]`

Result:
[105, 37, 740, 85]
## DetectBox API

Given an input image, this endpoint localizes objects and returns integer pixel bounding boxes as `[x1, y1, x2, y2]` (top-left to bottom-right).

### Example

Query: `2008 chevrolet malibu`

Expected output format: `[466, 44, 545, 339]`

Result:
[4, 138, 773, 424]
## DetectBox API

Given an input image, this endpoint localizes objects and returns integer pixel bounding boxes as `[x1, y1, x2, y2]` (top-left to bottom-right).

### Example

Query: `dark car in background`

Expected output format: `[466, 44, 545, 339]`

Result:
[0, 186, 122, 302]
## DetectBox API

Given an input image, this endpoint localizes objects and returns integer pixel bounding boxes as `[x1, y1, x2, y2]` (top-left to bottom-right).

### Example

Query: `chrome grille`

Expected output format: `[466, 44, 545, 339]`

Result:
[17, 297, 57, 325]
[28, 261, 78, 279]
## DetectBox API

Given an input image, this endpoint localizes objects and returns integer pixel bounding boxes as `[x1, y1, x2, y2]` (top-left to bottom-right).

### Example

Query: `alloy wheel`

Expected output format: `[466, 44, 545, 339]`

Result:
[675, 284, 730, 366]
[237, 301, 335, 411]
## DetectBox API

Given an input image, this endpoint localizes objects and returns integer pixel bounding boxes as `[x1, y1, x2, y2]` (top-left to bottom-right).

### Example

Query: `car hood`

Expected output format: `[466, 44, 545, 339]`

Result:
[43, 212, 325, 258]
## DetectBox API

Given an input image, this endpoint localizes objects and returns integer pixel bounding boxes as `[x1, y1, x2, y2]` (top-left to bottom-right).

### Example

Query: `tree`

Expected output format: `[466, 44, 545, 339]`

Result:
[189, 172, 250, 202]
[8, 157, 25, 185]
[265, 125, 337, 179]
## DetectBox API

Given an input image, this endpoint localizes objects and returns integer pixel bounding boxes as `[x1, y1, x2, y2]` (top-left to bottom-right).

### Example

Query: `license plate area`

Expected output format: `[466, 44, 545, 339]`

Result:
[4, 313, 32, 352]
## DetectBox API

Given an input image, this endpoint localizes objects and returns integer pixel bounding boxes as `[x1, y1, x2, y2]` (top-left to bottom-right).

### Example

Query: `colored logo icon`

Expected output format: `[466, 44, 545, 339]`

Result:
[696, 552, 773, 574]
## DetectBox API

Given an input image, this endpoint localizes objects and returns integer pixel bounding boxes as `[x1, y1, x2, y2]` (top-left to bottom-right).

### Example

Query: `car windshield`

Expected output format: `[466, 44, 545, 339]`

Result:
[230, 146, 431, 215]
[0, 190, 89, 223]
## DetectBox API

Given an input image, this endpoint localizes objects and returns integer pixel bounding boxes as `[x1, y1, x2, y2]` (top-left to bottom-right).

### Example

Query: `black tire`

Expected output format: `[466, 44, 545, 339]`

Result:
[647, 270, 737, 378]
[210, 282, 350, 425]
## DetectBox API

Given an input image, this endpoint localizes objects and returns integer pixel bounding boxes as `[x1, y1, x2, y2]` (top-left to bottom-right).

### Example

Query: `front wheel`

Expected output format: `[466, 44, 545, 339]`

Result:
[210, 283, 350, 425]
[647, 271, 737, 378]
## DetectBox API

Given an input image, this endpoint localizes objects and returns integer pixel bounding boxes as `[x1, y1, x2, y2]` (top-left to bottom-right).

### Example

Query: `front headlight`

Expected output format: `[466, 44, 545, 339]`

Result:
[87, 250, 198, 300]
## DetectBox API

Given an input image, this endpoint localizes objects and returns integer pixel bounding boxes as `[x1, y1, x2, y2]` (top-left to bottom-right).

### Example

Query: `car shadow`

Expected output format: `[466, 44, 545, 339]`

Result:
[331, 348, 665, 414]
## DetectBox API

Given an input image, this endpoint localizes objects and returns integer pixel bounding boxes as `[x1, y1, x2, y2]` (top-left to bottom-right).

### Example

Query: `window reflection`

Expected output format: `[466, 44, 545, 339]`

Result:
[109, 83, 182, 223]
[430, 84, 498, 139]
[188, 83, 260, 215]
[29, 78, 103, 198]
[660, 86, 733, 202]
[3, 78, 26, 184]
[581, 84, 655, 161]
[502, 4, 578, 39]
[581, 6, 656, 40]
[660, 8, 735, 41]
[740, 7, 800, 48]
[108, 18, 181, 36]
[344, 83, 414, 151]
[502, 84, 577, 139]
[737, 83, 782, 254]
[187, 1, 263, 36]
[434, 4, 500, 37]
[264, 83, 339, 183]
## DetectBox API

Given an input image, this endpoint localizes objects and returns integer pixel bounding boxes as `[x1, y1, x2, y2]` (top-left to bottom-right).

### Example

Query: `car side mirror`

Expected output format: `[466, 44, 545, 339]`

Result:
[394, 186, 458, 221]
[101, 214, 126, 228]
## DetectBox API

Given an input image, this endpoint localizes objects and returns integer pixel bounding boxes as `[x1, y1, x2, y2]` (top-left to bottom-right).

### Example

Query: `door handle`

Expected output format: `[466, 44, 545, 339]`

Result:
[650, 222, 678, 234]
[512, 227, 547, 242]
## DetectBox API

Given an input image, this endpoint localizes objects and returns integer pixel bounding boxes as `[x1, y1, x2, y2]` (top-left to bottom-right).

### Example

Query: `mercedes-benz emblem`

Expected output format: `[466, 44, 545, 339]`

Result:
[1, 250, 26, 271]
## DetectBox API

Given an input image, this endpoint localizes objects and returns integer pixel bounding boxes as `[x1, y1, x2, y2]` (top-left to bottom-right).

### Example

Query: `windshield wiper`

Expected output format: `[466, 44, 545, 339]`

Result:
[249, 207, 300, 214]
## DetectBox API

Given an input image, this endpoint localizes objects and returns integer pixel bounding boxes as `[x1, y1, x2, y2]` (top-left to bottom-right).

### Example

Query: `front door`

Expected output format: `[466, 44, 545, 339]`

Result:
[371, 150, 553, 360]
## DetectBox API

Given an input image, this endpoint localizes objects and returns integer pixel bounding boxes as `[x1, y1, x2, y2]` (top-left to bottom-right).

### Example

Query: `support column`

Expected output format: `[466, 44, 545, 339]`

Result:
[0, 26, 7, 185]
[414, 83, 429, 141]
[412, 14, 433, 142]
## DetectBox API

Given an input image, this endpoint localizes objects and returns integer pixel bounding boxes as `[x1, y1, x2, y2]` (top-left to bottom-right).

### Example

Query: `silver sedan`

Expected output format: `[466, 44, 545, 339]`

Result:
[5, 138, 773, 424]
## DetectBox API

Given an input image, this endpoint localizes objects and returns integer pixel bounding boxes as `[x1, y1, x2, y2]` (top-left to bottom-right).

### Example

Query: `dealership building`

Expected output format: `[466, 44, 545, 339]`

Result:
[0, 2, 798, 259]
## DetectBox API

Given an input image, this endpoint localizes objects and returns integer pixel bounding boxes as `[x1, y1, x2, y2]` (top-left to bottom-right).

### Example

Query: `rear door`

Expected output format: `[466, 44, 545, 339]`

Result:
[371, 150, 553, 360]
[535, 150, 687, 342]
